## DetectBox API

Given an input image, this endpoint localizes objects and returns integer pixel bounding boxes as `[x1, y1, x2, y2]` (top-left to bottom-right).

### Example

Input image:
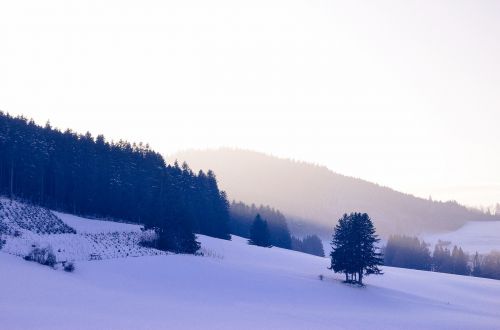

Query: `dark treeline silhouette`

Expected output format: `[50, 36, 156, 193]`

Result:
[291, 235, 325, 257]
[229, 201, 292, 249]
[173, 149, 500, 237]
[383, 235, 500, 280]
[0, 112, 230, 253]
[329, 213, 383, 285]
[432, 242, 469, 275]
[249, 214, 271, 247]
[475, 251, 500, 280]
[384, 235, 432, 271]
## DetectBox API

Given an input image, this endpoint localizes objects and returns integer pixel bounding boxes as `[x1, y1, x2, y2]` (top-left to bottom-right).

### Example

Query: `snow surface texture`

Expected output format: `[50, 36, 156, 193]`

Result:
[0, 198, 75, 235]
[0, 199, 165, 261]
[423, 221, 500, 254]
[2, 233, 500, 328]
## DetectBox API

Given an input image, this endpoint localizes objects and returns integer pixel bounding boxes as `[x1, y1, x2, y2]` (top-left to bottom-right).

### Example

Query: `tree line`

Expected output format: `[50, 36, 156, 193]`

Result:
[383, 235, 500, 280]
[230, 201, 292, 249]
[291, 235, 325, 257]
[0, 112, 231, 253]
[230, 201, 325, 257]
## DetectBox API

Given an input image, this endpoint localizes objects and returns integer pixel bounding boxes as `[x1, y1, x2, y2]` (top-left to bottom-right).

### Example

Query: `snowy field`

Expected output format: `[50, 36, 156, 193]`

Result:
[2, 200, 500, 329]
[423, 221, 500, 254]
[2, 233, 500, 329]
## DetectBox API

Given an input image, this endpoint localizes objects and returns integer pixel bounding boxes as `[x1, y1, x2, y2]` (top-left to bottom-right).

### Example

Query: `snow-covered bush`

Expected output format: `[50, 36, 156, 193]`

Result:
[139, 230, 159, 248]
[198, 247, 224, 260]
[63, 261, 75, 272]
[24, 246, 57, 267]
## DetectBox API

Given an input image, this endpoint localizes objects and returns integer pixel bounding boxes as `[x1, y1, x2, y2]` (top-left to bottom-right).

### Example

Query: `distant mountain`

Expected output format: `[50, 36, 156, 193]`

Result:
[171, 148, 500, 237]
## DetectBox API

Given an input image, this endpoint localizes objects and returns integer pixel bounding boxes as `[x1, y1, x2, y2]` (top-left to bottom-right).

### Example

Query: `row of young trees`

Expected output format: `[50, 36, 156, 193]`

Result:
[383, 235, 500, 280]
[0, 112, 231, 253]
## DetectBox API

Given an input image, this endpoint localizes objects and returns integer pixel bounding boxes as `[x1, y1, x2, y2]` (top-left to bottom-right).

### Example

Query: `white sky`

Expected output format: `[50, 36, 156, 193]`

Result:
[1, 0, 499, 207]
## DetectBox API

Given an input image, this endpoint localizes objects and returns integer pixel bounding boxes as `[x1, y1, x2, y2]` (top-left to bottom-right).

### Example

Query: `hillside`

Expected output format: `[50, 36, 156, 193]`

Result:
[1, 199, 500, 329]
[2, 229, 500, 329]
[422, 221, 500, 254]
[0, 112, 232, 253]
[0, 197, 164, 261]
[172, 149, 500, 237]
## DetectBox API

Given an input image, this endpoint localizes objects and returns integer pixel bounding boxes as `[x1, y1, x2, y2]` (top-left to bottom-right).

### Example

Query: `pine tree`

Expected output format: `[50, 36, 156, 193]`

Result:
[451, 246, 469, 275]
[229, 201, 291, 249]
[249, 214, 271, 247]
[432, 242, 453, 273]
[472, 252, 482, 277]
[329, 213, 383, 285]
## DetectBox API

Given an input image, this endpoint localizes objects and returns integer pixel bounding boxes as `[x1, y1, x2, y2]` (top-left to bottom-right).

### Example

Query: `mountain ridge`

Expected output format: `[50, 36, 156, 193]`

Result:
[171, 148, 500, 237]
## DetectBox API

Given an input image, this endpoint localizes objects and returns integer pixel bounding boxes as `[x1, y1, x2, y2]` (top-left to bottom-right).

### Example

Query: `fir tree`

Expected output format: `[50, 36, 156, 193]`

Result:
[472, 252, 482, 277]
[329, 212, 383, 285]
[249, 214, 271, 247]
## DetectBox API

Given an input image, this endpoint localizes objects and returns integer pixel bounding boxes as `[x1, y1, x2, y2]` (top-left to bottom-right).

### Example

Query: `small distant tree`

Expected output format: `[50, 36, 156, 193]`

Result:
[249, 214, 271, 247]
[432, 242, 453, 273]
[329, 213, 383, 285]
[451, 246, 469, 275]
[481, 251, 500, 280]
[471, 252, 482, 277]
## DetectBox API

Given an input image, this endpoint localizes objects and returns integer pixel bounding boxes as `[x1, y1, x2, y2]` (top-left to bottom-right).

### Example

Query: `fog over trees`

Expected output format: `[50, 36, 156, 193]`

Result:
[383, 235, 500, 280]
[230, 201, 292, 249]
[173, 149, 500, 237]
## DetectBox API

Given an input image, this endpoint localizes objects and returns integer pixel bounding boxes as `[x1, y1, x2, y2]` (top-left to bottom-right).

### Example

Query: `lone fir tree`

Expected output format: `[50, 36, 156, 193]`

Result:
[249, 214, 271, 247]
[329, 212, 383, 285]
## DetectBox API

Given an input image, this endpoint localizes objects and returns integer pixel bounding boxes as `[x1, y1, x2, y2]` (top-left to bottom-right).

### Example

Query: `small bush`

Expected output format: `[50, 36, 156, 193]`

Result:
[63, 261, 75, 272]
[139, 230, 159, 248]
[25, 246, 57, 267]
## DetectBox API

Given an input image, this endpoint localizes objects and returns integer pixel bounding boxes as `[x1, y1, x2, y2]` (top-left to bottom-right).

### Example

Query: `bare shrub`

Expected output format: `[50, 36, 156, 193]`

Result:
[24, 246, 57, 267]
[63, 261, 75, 272]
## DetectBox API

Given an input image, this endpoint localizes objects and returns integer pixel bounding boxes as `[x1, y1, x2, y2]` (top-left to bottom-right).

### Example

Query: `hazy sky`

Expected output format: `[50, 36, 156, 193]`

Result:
[1, 0, 499, 207]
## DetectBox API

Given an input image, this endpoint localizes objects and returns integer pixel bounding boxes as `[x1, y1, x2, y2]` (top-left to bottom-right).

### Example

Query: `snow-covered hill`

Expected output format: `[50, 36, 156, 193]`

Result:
[0, 198, 165, 261]
[1, 207, 500, 329]
[423, 221, 500, 254]
[0, 198, 75, 235]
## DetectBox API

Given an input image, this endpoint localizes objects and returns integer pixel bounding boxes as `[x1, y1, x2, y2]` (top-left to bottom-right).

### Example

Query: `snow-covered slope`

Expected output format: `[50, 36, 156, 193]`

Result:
[0, 198, 75, 235]
[2, 232, 500, 329]
[0, 199, 164, 261]
[423, 221, 500, 254]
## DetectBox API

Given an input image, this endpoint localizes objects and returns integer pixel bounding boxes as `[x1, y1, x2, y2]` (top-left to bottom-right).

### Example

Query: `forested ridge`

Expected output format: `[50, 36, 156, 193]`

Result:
[174, 148, 500, 236]
[0, 112, 230, 252]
